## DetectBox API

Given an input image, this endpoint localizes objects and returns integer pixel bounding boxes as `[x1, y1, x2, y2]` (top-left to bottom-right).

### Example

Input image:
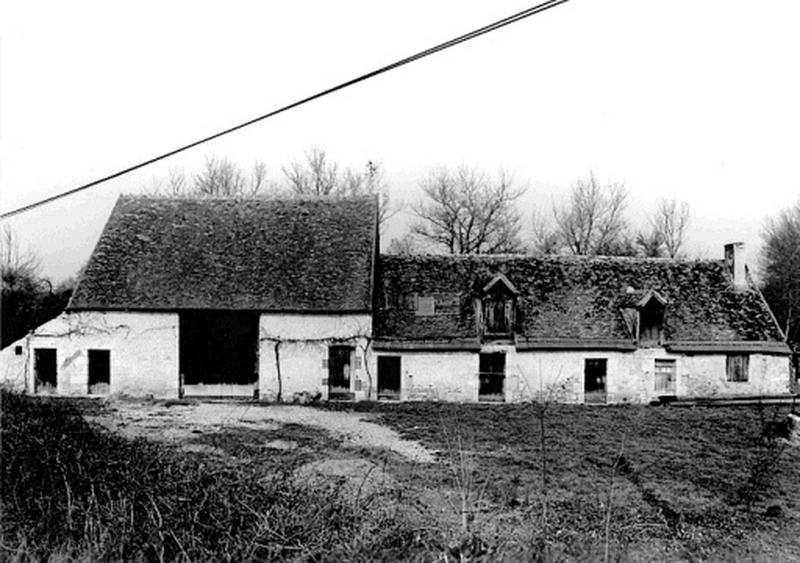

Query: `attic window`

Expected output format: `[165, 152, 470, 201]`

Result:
[481, 273, 518, 338]
[636, 291, 667, 347]
[416, 296, 435, 316]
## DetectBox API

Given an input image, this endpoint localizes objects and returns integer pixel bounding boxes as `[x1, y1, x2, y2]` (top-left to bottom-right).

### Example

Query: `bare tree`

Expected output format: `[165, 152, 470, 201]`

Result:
[1, 226, 39, 278]
[531, 210, 561, 255]
[194, 156, 267, 197]
[552, 173, 629, 256]
[386, 233, 421, 255]
[283, 147, 339, 196]
[761, 200, 800, 346]
[412, 166, 525, 254]
[282, 147, 398, 224]
[651, 198, 690, 258]
[635, 229, 664, 258]
[145, 158, 268, 198]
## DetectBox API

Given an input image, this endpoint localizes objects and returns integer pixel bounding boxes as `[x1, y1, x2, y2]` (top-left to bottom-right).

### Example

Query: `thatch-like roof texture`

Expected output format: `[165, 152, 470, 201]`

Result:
[70, 196, 377, 311]
[376, 255, 784, 344]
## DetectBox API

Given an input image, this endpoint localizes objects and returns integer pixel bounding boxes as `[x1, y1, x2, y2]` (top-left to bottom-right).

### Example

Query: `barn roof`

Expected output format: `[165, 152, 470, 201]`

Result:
[375, 254, 787, 350]
[69, 196, 378, 312]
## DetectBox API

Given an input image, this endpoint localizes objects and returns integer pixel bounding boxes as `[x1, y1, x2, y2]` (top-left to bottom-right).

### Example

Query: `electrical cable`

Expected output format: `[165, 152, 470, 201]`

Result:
[1, 0, 569, 219]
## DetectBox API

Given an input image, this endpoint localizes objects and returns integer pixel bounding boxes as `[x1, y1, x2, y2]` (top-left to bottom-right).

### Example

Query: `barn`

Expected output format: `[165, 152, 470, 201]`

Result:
[1, 196, 792, 403]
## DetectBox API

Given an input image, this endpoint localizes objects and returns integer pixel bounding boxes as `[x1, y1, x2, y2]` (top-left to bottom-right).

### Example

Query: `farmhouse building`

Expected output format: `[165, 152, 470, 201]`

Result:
[1, 196, 792, 403]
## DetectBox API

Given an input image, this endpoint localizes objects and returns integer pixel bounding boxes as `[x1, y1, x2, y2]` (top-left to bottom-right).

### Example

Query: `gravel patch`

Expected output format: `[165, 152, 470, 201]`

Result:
[87, 400, 436, 463]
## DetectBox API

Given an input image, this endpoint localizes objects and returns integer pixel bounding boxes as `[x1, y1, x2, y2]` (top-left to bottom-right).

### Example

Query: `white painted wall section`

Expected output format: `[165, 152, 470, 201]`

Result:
[258, 313, 372, 401]
[3, 312, 179, 397]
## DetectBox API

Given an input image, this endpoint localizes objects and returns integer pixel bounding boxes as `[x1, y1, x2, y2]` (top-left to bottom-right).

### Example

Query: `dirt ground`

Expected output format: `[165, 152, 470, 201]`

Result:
[86, 398, 436, 463]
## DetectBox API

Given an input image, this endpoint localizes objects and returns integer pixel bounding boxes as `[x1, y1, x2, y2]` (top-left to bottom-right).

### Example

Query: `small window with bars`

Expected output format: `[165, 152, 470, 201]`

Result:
[654, 359, 676, 394]
[726, 354, 749, 382]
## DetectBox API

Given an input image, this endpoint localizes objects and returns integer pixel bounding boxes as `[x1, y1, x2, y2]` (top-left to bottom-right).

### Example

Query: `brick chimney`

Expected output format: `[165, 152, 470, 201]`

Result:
[724, 242, 747, 291]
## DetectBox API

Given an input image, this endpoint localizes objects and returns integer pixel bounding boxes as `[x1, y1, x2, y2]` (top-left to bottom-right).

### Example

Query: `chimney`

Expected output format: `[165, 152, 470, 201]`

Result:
[724, 242, 747, 291]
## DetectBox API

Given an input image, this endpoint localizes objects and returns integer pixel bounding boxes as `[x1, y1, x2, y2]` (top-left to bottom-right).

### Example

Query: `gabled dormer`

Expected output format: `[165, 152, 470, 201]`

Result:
[478, 273, 518, 340]
[621, 288, 667, 347]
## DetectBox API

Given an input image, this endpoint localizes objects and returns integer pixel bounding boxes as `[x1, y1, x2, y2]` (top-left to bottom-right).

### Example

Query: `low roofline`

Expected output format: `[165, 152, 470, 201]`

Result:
[373, 339, 481, 351]
[515, 339, 637, 351]
[66, 306, 372, 315]
[665, 341, 791, 355]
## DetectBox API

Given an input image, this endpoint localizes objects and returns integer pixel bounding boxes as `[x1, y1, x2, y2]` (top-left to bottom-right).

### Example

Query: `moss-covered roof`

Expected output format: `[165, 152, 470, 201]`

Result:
[375, 254, 785, 345]
[69, 196, 378, 311]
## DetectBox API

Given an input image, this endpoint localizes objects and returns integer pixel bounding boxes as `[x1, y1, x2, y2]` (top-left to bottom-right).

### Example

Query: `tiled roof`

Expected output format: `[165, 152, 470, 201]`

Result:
[375, 254, 786, 347]
[69, 196, 378, 311]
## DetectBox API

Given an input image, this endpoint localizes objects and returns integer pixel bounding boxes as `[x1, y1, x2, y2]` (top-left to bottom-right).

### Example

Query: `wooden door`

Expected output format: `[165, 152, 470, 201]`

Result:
[328, 346, 354, 400]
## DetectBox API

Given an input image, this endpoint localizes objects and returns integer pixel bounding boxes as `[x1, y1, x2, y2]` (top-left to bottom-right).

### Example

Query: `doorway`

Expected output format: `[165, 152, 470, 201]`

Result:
[179, 311, 259, 397]
[328, 345, 354, 400]
[377, 356, 401, 400]
[584, 358, 607, 403]
[479, 352, 505, 402]
[88, 350, 111, 394]
[34, 348, 57, 393]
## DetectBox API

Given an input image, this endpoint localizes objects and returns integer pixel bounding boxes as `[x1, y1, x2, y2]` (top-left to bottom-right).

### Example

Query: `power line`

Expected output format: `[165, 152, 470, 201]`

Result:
[1, 0, 569, 219]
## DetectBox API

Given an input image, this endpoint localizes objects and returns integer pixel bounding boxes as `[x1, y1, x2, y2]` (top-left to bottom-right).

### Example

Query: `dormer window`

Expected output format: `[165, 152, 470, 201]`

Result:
[639, 299, 665, 345]
[621, 289, 667, 347]
[480, 273, 518, 338]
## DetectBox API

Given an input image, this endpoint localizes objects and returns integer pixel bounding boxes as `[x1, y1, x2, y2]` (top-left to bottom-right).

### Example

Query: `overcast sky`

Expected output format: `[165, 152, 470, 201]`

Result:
[2, 1, 799, 282]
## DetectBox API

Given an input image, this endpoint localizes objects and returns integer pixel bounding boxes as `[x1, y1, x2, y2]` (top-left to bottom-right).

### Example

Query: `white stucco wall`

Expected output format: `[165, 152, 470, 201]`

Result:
[377, 351, 480, 402]
[1, 312, 179, 397]
[373, 347, 791, 404]
[0, 335, 30, 391]
[258, 313, 372, 401]
[679, 353, 790, 398]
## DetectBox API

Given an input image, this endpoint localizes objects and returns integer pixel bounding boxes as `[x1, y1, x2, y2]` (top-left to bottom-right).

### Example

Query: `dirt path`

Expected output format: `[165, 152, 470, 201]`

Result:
[87, 400, 436, 463]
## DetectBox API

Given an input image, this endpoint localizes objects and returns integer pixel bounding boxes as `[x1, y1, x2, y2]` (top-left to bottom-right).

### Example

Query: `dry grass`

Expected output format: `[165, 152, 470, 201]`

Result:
[3, 393, 799, 561]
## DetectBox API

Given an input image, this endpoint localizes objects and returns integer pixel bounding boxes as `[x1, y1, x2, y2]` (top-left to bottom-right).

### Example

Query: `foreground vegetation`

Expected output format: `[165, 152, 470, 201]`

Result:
[0, 392, 434, 561]
[2, 392, 799, 561]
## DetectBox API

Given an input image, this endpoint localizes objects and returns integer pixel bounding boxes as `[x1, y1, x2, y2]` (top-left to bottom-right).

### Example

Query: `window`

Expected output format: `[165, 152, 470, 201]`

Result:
[654, 359, 676, 394]
[416, 295, 435, 316]
[726, 354, 749, 382]
[479, 353, 505, 402]
[14, 346, 22, 356]
[480, 274, 517, 338]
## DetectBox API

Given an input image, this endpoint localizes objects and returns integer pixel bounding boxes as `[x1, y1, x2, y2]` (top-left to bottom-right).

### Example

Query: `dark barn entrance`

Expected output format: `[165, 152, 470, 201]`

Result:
[180, 311, 259, 397]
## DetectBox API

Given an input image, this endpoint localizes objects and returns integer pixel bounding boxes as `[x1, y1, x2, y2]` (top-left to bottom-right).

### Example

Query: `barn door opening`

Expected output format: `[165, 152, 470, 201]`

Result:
[328, 345, 354, 400]
[34, 348, 57, 393]
[180, 311, 259, 397]
[479, 352, 505, 402]
[584, 358, 607, 404]
[88, 350, 110, 395]
[377, 356, 401, 400]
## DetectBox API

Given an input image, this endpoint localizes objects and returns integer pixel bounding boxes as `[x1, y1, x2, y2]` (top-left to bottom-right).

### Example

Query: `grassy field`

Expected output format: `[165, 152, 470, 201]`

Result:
[2, 392, 799, 561]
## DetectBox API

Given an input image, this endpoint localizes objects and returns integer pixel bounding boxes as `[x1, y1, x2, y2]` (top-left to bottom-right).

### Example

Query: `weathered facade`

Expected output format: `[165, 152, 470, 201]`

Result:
[0, 196, 792, 403]
[372, 248, 791, 403]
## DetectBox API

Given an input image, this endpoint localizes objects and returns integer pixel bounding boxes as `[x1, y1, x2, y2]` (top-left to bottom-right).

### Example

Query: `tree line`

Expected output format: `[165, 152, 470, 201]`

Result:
[2, 148, 797, 359]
